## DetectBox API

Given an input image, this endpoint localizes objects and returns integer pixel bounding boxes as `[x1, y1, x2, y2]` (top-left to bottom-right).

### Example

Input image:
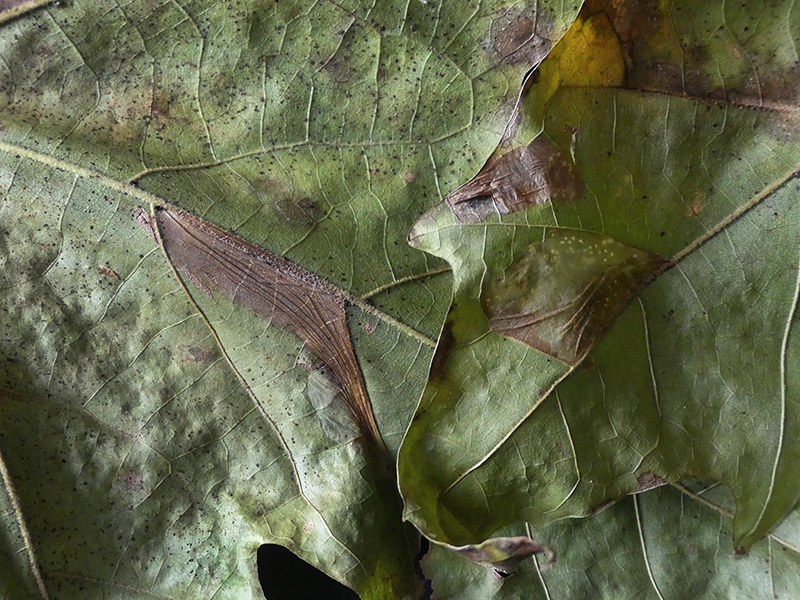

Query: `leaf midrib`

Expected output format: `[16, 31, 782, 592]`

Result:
[0, 139, 439, 348]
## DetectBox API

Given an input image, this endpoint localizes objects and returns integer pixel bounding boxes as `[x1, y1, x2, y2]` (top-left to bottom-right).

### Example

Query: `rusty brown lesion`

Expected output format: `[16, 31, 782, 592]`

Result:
[97, 266, 120, 279]
[636, 471, 668, 494]
[446, 137, 584, 224]
[483, 4, 554, 68]
[481, 229, 666, 365]
[151, 206, 386, 452]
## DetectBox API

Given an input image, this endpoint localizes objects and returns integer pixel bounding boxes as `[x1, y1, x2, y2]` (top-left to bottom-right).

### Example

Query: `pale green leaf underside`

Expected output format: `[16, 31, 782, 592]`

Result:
[425, 484, 800, 600]
[398, 0, 800, 568]
[399, 84, 800, 553]
[2, 0, 799, 598]
[0, 0, 580, 597]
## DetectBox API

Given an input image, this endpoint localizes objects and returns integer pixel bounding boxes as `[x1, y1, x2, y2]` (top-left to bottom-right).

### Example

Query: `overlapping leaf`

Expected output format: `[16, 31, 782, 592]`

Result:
[399, 0, 800, 570]
[424, 484, 800, 599]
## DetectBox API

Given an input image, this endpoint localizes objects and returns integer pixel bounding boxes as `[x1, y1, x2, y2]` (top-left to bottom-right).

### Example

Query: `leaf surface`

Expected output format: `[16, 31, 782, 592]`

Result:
[398, 0, 800, 561]
[423, 483, 800, 599]
[0, 0, 580, 597]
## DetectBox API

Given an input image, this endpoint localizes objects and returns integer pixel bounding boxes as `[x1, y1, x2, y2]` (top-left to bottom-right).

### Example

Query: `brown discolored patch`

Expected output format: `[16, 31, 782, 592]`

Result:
[635, 471, 668, 493]
[134, 207, 157, 241]
[97, 267, 120, 279]
[120, 472, 144, 492]
[187, 345, 217, 364]
[484, 5, 553, 67]
[447, 137, 584, 223]
[687, 196, 706, 217]
[481, 229, 665, 365]
[254, 177, 322, 226]
[152, 207, 385, 453]
[403, 171, 416, 184]
[322, 53, 354, 85]
[275, 194, 319, 225]
[590, 0, 800, 108]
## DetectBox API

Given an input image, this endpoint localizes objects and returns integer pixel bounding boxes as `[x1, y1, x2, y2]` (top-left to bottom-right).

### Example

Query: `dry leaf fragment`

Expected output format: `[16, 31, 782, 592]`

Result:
[152, 206, 385, 451]
[452, 535, 554, 573]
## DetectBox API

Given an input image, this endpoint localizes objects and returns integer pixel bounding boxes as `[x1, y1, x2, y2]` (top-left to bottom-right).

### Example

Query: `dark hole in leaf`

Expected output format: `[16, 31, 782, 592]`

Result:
[415, 536, 433, 600]
[258, 544, 359, 600]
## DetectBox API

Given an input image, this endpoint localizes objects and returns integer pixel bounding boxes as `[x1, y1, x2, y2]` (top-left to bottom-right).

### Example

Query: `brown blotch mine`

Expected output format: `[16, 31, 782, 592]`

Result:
[152, 207, 385, 452]
[635, 471, 668, 493]
[447, 137, 584, 223]
[481, 229, 665, 365]
[484, 5, 553, 67]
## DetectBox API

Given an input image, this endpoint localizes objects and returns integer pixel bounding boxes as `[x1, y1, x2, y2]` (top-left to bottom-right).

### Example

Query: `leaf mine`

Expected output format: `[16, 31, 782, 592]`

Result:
[446, 137, 584, 224]
[481, 228, 666, 365]
[151, 206, 386, 452]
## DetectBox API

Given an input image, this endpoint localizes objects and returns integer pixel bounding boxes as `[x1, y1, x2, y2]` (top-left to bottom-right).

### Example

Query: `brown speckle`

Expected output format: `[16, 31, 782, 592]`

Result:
[688, 197, 705, 216]
[121, 472, 144, 492]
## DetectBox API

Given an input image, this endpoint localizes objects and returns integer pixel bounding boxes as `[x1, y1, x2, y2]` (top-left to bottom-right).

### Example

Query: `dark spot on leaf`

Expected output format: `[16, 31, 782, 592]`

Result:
[428, 320, 455, 381]
[484, 5, 553, 67]
[134, 207, 157, 242]
[258, 544, 358, 600]
[635, 471, 668, 493]
[120, 472, 144, 492]
[187, 345, 217, 364]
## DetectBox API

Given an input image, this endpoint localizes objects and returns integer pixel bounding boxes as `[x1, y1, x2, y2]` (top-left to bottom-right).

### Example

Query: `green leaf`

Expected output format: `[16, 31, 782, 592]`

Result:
[0, 0, 581, 597]
[399, 0, 800, 566]
[424, 484, 800, 599]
